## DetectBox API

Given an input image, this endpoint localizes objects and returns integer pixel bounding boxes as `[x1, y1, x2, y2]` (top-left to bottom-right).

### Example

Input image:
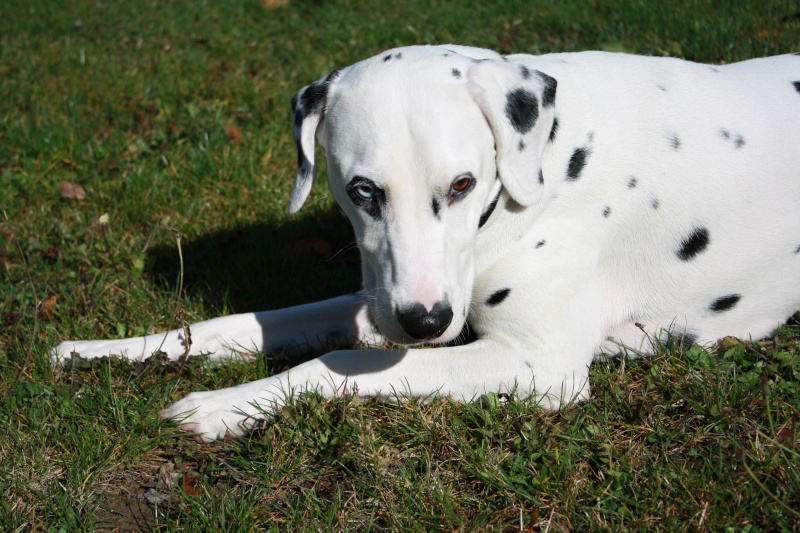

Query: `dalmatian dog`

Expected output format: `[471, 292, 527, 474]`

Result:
[54, 45, 800, 441]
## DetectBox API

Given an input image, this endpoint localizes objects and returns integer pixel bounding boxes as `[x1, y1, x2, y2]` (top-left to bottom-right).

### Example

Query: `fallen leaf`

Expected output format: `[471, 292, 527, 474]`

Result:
[59, 181, 86, 200]
[225, 124, 242, 143]
[261, 0, 289, 8]
[182, 474, 200, 497]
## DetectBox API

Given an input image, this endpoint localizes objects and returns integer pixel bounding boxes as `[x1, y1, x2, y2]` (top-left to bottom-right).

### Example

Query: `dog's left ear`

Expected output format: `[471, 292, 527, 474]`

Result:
[289, 69, 340, 214]
[467, 60, 556, 207]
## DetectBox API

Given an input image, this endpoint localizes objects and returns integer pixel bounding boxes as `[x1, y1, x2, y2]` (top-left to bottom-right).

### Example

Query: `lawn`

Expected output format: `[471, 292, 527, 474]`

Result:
[1, 0, 799, 530]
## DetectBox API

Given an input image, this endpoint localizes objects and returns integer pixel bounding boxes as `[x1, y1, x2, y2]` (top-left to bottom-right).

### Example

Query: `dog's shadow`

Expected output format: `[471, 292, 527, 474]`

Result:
[145, 204, 363, 362]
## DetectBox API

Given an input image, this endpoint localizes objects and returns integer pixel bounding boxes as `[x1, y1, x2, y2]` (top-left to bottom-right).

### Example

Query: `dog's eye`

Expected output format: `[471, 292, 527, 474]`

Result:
[449, 173, 476, 201]
[354, 184, 375, 200]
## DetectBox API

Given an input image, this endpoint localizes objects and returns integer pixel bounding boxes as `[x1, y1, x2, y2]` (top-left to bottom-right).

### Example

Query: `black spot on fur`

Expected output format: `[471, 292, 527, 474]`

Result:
[520, 65, 530, 79]
[793, 81, 800, 94]
[451, 68, 461, 79]
[505, 89, 539, 134]
[720, 129, 745, 148]
[395, 53, 402, 59]
[795, 244, 800, 254]
[651, 197, 660, 210]
[735, 136, 745, 148]
[709, 294, 741, 313]
[669, 134, 681, 150]
[709, 67, 719, 73]
[627, 176, 638, 188]
[720, 129, 730, 140]
[602, 206, 611, 218]
[519, 139, 526, 151]
[535, 240, 546, 248]
[478, 186, 502, 229]
[566, 147, 589, 181]
[666, 331, 698, 350]
[538, 169, 544, 184]
[540, 72, 557, 108]
[431, 197, 440, 218]
[486, 288, 511, 307]
[676, 227, 710, 261]
[383, 54, 392, 62]
[443, 53, 450, 57]
[548, 117, 559, 143]
[657, 85, 667, 92]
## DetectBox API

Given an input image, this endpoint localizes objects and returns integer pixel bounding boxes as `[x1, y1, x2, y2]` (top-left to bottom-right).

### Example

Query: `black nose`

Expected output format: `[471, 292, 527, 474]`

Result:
[396, 300, 454, 341]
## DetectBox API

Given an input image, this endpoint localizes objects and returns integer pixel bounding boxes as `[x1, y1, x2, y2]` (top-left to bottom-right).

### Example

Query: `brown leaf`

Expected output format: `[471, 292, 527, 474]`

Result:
[181, 474, 200, 497]
[59, 181, 86, 200]
[261, 0, 289, 8]
[225, 124, 242, 143]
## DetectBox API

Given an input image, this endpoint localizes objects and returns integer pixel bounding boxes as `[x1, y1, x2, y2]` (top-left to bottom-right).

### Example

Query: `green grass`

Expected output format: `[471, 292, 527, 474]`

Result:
[2, 0, 799, 530]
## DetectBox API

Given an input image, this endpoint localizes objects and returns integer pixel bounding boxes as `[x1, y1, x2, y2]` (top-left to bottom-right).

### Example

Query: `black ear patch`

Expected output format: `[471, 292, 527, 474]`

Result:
[486, 288, 511, 307]
[709, 294, 741, 313]
[676, 227, 710, 261]
[505, 89, 539, 134]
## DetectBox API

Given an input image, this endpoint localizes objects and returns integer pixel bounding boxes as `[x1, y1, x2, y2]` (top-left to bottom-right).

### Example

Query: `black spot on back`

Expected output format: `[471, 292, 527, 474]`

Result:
[794, 244, 800, 254]
[478, 186, 502, 229]
[793, 81, 800, 94]
[567, 147, 589, 181]
[676, 227, 710, 261]
[651, 197, 660, 210]
[540, 72, 557, 108]
[395, 53, 402, 59]
[657, 85, 667, 92]
[518, 140, 526, 151]
[383, 54, 392, 62]
[535, 240, 546, 248]
[505, 89, 539, 134]
[709, 294, 741, 313]
[720, 129, 745, 148]
[431, 197, 441, 218]
[669, 134, 681, 150]
[627, 176, 638, 188]
[709, 67, 719, 73]
[451, 68, 461, 79]
[548, 117, 559, 143]
[538, 169, 544, 184]
[486, 288, 511, 307]
[520, 65, 530, 79]
[602, 206, 611, 218]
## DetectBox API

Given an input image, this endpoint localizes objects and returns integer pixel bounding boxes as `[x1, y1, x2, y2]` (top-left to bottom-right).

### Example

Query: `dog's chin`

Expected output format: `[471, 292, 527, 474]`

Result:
[379, 318, 465, 347]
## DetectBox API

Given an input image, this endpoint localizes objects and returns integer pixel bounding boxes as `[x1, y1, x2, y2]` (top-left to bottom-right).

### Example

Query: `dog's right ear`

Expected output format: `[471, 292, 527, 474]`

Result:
[289, 69, 340, 214]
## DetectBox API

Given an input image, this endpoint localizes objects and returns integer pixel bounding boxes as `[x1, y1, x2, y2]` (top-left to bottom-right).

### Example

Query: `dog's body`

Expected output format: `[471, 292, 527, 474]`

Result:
[54, 46, 800, 441]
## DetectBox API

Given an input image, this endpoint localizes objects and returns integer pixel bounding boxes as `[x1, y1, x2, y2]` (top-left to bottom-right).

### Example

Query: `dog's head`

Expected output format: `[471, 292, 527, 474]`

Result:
[289, 45, 556, 344]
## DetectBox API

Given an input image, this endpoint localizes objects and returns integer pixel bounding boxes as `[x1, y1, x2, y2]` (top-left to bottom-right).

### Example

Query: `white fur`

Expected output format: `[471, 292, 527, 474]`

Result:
[53, 46, 800, 441]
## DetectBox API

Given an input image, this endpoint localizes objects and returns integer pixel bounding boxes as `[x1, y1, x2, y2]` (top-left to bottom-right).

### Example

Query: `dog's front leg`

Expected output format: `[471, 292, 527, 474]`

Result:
[52, 292, 383, 363]
[160, 339, 590, 441]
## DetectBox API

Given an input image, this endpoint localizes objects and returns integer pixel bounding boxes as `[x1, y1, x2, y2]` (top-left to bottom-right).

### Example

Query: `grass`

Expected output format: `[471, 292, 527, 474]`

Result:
[1, 0, 799, 530]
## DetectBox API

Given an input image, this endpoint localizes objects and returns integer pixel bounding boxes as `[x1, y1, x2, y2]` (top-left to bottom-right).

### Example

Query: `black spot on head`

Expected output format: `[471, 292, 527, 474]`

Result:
[548, 117, 559, 143]
[451, 68, 461, 79]
[395, 52, 402, 59]
[709, 67, 719, 73]
[505, 89, 539, 134]
[518, 140, 526, 151]
[669, 134, 681, 150]
[486, 288, 511, 307]
[383, 54, 392, 62]
[431, 197, 441, 218]
[566, 147, 589, 181]
[520, 65, 530, 79]
[676, 227, 710, 261]
[651, 197, 660, 210]
[540, 72, 557, 108]
[478, 186, 502, 229]
[792, 81, 800, 94]
[720, 129, 731, 140]
[657, 85, 667, 92]
[602, 206, 611, 218]
[794, 244, 800, 254]
[734, 135, 745, 149]
[538, 169, 544, 184]
[443, 53, 450, 57]
[535, 240, 546, 248]
[627, 176, 638, 188]
[709, 294, 741, 313]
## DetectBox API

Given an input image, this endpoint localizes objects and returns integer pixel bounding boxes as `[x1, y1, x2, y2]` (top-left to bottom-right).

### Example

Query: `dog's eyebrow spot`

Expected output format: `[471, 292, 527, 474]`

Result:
[485, 288, 511, 306]
[709, 294, 741, 313]
[548, 117, 559, 143]
[676, 226, 710, 261]
[669, 133, 681, 150]
[566, 147, 590, 181]
[627, 176, 638, 188]
[535, 239, 546, 248]
[504, 88, 539, 134]
[451, 68, 461, 79]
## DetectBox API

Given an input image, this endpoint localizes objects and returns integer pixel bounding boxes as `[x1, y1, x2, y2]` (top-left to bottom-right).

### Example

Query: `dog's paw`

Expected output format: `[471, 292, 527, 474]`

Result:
[160, 384, 276, 442]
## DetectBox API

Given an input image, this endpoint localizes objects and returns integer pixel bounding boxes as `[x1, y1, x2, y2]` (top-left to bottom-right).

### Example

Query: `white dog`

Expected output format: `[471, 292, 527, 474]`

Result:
[54, 45, 800, 441]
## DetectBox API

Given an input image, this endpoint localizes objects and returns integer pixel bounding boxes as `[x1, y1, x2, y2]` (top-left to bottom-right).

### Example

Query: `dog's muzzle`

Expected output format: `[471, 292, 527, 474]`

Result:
[395, 300, 454, 341]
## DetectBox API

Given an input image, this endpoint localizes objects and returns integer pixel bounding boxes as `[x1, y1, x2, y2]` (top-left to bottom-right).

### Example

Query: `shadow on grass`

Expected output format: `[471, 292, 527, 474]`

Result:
[144, 204, 362, 315]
